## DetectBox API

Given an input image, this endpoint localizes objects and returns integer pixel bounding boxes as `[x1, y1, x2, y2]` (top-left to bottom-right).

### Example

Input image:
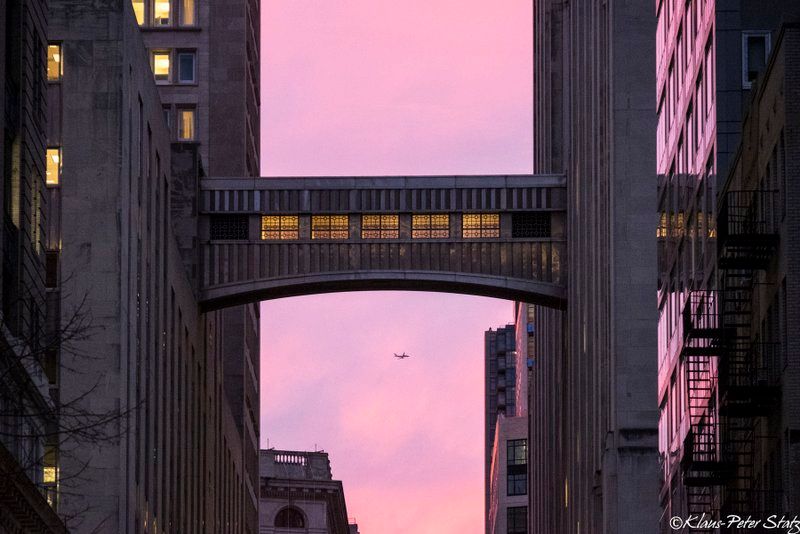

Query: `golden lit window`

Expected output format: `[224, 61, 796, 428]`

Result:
[180, 0, 196, 25]
[657, 212, 668, 238]
[153, 0, 171, 25]
[261, 216, 299, 240]
[47, 44, 62, 81]
[312, 215, 349, 239]
[43, 466, 58, 484]
[361, 214, 399, 239]
[132, 0, 145, 25]
[462, 213, 500, 238]
[152, 51, 170, 82]
[46, 148, 61, 186]
[412, 214, 449, 238]
[178, 108, 195, 140]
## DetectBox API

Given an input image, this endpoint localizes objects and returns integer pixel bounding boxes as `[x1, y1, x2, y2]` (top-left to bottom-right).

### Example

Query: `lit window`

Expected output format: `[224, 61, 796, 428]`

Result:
[177, 108, 195, 140]
[46, 148, 61, 186]
[361, 214, 399, 239]
[657, 212, 668, 238]
[152, 51, 170, 82]
[180, 0, 196, 26]
[311, 215, 349, 239]
[178, 52, 196, 83]
[261, 216, 299, 240]
[153, 0, 171, 25]
[132, 0, 145, 24]
[411, 214, 449, 238]
[462, 213, 500, 238]
[742, 32, 770, 88]
[47, 44, 62, 81]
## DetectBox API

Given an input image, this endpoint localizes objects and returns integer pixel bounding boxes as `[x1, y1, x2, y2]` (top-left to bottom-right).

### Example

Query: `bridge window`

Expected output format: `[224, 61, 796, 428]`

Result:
[261, 215, 299, 240]
[463, 213, 500, 238]
[210, 215, 249, 240]
[511, 212, 551, 238]
[274, 506, 305, 528]
[412, 214, 449, 238]
[311, 215, 349, 239]
[361, 214, 399, 239]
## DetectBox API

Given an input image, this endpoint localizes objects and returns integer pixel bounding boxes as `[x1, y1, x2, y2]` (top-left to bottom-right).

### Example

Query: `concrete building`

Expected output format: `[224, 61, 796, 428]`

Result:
[530, 0, 658, 532]
[654, 0, 800, 525]
[0, 1, 67, 531]
[487, 416, 528, 534]
[44, 1, 254, 532]
[259, 449, 358, 534]
[132, 0, 262, 530]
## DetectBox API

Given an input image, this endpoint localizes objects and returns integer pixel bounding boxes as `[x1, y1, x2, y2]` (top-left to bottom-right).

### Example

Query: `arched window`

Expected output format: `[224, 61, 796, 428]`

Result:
[274, 506, 305, 528]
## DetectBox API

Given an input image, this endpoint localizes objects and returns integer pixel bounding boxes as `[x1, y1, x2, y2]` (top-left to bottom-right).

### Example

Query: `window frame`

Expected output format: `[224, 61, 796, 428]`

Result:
[361, 214, 399, 239]
[411, 214, 449, 239]
[506, 506, 527, 534]
[176, 107, 196, 141]
[311, 215, 349, 240]
[462, 213, 500, 238]
[46, 147, 62, 187]
[261, 215, 299, 240]
[177, 50, 196, 84]
[179, 0, 197, 26]
[741, 31, 771, 89]
[47, 43, 62, 82]
[151, 0, 172, 26]
[151, 50, 172, 83]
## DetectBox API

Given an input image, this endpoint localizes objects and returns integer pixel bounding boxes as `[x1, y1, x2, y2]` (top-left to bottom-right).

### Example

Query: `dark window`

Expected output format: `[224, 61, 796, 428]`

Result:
[512, 212, 551, 238]
[45, 251, 59, 288]
[507, 439, 527, 496]
[743, 32, 770, 87]
[507, 506, 527, 534]
[275, 506, 305, 528]
[178, 52, 196, 83]
[210, 215, 249, 240]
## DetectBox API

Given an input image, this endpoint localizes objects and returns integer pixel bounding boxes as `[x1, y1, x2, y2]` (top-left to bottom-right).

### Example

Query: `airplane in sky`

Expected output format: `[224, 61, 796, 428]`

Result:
[393, 352, 411, 359]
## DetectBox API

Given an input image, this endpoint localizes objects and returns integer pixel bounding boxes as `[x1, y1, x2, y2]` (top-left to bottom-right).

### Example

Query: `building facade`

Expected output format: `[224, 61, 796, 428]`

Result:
[44, 1, 255, 532]
[0, 1, 67, 532]
[530, 0, 658, 532]
[655, 0, 800, 526]
[133, 0, 262, 531]
[487, 416, 528, 534]
[259, 449, 358, 534]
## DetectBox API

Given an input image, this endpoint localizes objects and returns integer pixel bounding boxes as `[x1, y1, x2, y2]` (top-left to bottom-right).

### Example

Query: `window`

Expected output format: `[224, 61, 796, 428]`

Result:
[412, 214, 449, 238]
[47, 44, 62, 81]
[210, 215, 249, 240]
[178, 52, 196, 83]
[163, 106, 171, 130]
[462, 213, 500, 238]
[132, 0, 145, 24]
[152, 51, 171, 82]
[45, 251, 59, 288]
[46, 148, 61, 186]
[507, 507, 527, 534]
[507, 439, 527, 496]
[180, 0, 196, 26]
[311, 215, 349, 239]
[153, 0, 171, 25]
[512, 212, 551, 238]
[361, 214, 399, 239]
[274, 507, 305, 528]
[177, 108, 195, 140]
[261, 215, 299, 240]
[742, 32, 771, 88]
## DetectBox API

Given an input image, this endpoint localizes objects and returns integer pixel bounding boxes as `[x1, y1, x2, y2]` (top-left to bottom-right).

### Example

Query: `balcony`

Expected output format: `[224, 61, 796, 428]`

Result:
[719, 342, 781, 417]
[682, 291, 721, 343]
[718, 190, 779, 270]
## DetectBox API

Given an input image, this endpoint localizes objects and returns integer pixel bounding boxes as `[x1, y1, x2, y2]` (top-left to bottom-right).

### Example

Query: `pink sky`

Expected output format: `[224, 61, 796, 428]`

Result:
[259, 1, 532, 532]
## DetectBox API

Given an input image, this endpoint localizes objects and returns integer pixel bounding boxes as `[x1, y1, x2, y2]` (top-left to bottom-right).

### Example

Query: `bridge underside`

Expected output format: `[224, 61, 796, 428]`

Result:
[193, 174, 567, 308]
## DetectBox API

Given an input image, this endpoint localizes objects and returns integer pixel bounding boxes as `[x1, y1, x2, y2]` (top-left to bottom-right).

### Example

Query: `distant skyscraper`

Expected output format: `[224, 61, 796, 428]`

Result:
[487, 416, 528, 534]
[259, 449, 358, 534]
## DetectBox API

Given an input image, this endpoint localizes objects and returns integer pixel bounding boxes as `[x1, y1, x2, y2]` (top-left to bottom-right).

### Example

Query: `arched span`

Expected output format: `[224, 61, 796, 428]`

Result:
[198, 271, 566, 311]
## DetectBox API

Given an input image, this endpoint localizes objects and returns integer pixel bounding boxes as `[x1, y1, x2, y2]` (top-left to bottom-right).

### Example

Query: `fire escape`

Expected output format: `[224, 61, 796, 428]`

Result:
[717, 189, 780, 519]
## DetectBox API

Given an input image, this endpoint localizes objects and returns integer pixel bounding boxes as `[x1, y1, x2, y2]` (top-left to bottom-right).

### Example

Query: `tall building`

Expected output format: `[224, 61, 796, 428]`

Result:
[0, 1, 66, 531]
[487, 416, 528, 534]
[259, 449, 358, 534]
[484, 324, 518, 532]
[43, 1, 255, 531]
[655, 0, 800, 525]
[530, 0, 658, 532]
[133, 0, 262, 530]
